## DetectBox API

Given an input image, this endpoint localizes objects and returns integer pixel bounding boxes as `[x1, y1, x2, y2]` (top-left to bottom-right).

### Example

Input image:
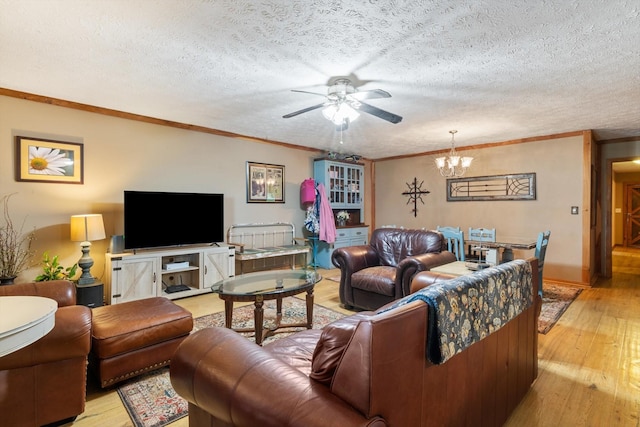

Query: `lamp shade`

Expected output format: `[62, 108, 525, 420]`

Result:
[70, 214, 106, 242]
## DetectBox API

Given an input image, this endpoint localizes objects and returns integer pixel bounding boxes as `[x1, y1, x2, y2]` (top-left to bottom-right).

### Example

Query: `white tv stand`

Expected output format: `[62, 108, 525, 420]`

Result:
[104, 243, 235, 305]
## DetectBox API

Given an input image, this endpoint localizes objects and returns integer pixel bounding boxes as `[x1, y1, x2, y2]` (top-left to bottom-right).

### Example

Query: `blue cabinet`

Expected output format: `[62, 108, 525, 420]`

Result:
[314, 159, 367, 268]
[316, 226, 369, 269]
[314, 159, 364, 211]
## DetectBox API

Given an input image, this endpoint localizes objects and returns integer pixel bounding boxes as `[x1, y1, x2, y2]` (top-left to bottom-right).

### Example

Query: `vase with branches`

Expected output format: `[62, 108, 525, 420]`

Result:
[0, 193, 35, 283]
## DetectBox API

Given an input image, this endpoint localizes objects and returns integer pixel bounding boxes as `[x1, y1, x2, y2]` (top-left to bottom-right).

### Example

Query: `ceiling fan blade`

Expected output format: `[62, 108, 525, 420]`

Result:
[282, 103, 326, 118]
[291, 89, 327, 97]
[349, 89, 391, 100]
[356, 101, 403, 124]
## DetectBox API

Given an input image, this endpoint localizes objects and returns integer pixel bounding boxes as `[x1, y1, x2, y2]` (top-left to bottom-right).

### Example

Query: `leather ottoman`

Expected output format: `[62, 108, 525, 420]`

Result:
[90, 297, 193, 388]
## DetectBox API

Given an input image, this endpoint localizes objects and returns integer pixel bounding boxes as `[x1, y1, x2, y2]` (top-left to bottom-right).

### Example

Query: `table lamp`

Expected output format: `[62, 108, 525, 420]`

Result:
[70, 214, 106, 285]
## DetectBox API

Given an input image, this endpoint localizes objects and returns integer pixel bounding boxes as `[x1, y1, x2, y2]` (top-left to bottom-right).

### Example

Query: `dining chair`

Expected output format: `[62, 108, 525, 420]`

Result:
[467, 227, 496, 261]
[436, 226, 465, 261]
[535, 230, 551, 297]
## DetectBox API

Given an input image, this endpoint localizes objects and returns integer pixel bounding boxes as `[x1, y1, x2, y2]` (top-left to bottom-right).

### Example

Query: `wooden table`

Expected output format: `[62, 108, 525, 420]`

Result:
[212, 269, 321, 345]
[431, 261, 480, 277]
[0, 296, 57, 357]
[467, 237, 537, 262]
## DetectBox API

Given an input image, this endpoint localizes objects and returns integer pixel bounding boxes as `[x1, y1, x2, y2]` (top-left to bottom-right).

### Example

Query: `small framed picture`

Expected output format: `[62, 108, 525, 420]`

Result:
[15, 136, 84, 184]
[246, 161, 284, 203]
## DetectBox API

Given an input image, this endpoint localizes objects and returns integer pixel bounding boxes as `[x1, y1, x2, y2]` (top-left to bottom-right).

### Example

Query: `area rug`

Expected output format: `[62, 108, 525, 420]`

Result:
[538, 282, 583, 334]
[117, 297, 346, 427]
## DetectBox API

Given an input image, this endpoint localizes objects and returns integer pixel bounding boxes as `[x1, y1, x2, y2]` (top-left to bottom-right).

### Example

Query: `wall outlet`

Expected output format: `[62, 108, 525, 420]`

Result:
[571, 206, 579, 215]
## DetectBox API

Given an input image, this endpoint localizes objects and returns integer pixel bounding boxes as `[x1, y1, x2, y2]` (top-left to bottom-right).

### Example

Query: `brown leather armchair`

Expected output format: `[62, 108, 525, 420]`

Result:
[331, 227, 456, 310]
[0, 280, 92, 426]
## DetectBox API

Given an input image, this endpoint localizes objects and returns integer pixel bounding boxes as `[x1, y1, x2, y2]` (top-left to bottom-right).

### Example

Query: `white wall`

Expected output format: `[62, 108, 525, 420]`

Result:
[374, 136, 585, 283]
[0, 95, 325, 282]
[1, 93, 591, 285]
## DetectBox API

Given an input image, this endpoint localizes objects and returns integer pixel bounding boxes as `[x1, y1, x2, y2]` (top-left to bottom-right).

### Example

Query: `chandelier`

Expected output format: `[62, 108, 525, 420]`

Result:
[435, 130, 473, 177]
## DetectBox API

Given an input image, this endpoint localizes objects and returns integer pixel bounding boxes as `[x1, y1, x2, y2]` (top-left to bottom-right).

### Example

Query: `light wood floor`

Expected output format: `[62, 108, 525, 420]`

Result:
[67, 255, 640, 427]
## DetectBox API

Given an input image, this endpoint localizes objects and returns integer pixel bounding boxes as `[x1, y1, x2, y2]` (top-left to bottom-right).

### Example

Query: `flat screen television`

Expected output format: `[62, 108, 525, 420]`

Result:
[124, 190, 224, 250]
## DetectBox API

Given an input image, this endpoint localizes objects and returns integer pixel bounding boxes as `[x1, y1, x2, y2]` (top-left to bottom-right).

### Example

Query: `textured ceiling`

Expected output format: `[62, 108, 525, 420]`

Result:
[1, 0, 639, 159]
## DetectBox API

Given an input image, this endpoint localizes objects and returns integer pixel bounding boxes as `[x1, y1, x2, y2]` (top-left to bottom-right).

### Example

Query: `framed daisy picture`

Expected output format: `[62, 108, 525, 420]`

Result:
[15, 136, 84, 184]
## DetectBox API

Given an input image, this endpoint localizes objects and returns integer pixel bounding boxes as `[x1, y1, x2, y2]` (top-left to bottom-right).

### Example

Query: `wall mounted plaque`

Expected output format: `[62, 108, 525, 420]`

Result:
[447, 173, 536, 201]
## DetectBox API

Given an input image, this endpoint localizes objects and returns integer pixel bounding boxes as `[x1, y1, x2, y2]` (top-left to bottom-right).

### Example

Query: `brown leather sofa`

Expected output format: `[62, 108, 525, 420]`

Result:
[170, 258, 540, 427]
[0, 280, 92, 426]
[331, 227, 456, 310]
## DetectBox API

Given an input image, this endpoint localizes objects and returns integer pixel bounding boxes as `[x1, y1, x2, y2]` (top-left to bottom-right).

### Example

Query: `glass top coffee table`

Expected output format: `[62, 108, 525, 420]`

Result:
[212, 268, 321, 345]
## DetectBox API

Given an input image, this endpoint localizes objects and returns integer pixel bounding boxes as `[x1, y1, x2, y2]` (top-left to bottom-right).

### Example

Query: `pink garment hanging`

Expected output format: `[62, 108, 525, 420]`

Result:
[317, 183, 336, 243]
[300, 178, 316, 205]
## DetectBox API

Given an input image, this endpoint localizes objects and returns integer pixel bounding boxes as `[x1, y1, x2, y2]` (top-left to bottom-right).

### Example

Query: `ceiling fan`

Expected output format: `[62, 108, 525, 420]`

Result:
[282, 78, 403, 130]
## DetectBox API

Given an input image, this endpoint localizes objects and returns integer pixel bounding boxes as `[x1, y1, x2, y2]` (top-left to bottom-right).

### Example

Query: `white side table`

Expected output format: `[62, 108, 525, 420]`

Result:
[0, 296, 57, 357]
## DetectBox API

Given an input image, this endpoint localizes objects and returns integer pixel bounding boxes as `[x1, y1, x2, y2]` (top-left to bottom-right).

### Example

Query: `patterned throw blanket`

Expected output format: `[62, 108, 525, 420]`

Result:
[388, 259, 533, 364]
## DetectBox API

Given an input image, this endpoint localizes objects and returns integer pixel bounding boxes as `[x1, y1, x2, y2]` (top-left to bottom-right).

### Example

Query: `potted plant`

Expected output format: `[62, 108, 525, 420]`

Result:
[35, 251, 78, 282]
[0, 193, 35, 284]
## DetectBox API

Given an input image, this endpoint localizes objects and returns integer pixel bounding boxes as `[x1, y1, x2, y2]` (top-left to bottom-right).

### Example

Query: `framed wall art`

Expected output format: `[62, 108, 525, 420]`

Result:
[246, 161, 284, 203]
[447, 173, 536, 201]
[15, 136, 84, 184]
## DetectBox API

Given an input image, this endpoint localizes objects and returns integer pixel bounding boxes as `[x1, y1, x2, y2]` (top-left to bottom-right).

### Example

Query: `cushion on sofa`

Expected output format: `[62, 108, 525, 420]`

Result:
[310, 312, 373, 385]
[264, 329, 322, 376]
[351, 266, 396, 296]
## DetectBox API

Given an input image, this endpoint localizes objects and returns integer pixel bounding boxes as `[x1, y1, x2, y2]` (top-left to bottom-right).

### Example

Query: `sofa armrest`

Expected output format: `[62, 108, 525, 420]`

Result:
[410, 271, 458, 294]
[332, 245, 380, 307]
[170, 328, 385, 427]
[396, 251, 457, 296]
[0, 305, 92, 370]
[0, 280, 77, 306]
[331, 301, 428, 426]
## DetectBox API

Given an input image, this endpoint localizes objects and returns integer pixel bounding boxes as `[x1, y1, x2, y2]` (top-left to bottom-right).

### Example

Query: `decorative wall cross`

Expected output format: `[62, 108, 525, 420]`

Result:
[402, 177, 430, 217]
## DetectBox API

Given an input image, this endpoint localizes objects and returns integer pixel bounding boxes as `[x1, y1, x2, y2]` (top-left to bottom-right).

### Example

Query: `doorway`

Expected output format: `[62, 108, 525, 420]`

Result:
[602, 141, 640, 278]
[609, 160, 640, 278]
[623, 183, 640, 248]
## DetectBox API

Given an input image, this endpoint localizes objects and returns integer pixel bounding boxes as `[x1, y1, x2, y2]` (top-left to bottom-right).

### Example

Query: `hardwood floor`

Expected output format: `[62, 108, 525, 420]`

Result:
[505, 248, 640, 426]
[68, 258, 640, 427]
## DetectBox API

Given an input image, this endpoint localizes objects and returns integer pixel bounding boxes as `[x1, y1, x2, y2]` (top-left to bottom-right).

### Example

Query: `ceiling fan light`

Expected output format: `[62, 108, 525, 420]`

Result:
[322, 105, 337, 121]
[342, 104, 360, 123]
[323, 103, 359, 125]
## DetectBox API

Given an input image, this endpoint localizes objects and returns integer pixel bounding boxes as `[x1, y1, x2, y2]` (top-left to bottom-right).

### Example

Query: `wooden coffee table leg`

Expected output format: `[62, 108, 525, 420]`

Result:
[254, 296, 265, 345]
[305, 288, 314, 329]
[275, 296, 283, 327]
[224, 300, 234, 328]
